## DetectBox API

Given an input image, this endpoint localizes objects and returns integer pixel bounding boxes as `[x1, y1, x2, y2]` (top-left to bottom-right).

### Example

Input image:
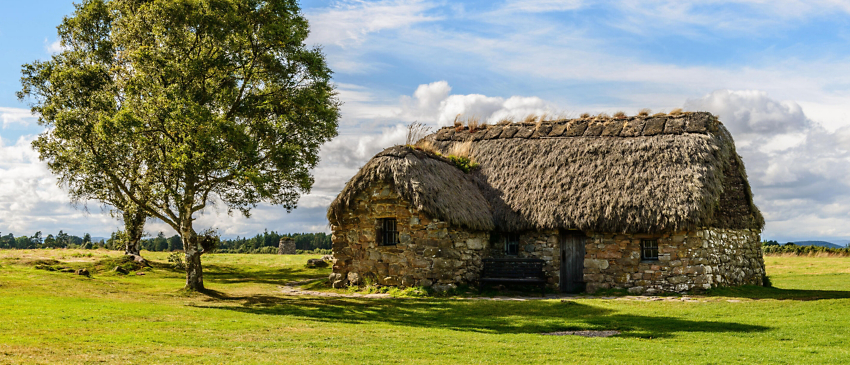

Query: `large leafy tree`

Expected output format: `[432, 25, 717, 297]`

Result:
[19, 0, 340, 290]
[19, 0, 151, 259]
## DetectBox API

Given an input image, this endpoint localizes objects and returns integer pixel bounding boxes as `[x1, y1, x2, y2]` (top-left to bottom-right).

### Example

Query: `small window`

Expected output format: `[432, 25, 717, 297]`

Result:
[641, 239, 659, 260]
[377, 218, 398, 246]
[505, 233, 520, 255]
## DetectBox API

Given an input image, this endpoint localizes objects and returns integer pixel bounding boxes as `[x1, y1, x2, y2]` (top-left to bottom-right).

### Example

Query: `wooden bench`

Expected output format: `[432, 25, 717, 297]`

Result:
[479, 258, 547, 296]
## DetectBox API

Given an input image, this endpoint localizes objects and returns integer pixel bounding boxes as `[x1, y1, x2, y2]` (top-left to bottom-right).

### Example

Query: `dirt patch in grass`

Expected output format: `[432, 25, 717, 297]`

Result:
[541, 330, 621, 337]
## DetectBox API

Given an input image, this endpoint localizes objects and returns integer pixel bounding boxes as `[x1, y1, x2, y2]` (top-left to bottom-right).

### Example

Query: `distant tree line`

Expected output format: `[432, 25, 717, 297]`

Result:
[0, 230, 331, 254]
[762, 240, 850, 256]
[214, 231, 331, 254]
[0, 231, 103, 250]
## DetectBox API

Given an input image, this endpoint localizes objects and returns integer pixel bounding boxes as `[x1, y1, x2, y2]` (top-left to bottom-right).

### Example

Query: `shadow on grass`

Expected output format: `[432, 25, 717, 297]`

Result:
[705, 285, 850, 301]
[202, 264, 328, 286]
[145, 261, 328, 286]
[193, 293, 768, 338]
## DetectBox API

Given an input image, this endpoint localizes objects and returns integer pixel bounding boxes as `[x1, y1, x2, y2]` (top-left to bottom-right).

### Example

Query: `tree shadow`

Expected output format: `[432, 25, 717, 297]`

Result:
[201, 264, 328, 286]
[704, 285, 850, 301]
[192, 293, 769, 338]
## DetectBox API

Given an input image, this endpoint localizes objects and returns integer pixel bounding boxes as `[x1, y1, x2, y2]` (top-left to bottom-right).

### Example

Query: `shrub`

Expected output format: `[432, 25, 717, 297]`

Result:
[252, 246, 278, 254]
[762, 244, 850, 256]
[296, 248, 332, 255]
[167, 253, 185, 270]
[447, 155, 479, 173]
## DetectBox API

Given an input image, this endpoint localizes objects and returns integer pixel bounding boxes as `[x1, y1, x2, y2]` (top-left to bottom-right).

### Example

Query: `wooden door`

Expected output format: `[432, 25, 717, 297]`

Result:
[560, 232, 586, 293]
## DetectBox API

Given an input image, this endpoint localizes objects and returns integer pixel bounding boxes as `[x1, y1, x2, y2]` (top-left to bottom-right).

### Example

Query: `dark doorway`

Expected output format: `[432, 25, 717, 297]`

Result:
[560, 231, 586, 293]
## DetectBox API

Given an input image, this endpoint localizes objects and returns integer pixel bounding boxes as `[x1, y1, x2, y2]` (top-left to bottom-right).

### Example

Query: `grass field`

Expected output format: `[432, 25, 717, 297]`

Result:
[1, 250, 849, 364]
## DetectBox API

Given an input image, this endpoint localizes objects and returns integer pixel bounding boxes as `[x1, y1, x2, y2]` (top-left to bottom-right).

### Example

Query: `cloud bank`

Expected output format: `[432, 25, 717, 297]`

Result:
[685, 90, 850, 241]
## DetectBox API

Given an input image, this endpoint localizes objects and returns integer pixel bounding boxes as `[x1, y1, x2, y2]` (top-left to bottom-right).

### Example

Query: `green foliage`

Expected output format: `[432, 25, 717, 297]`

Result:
[213, 231, 331, 253]
[446, 155, 480, 173]
[296, 248, 332, 255]
[253, 246, 278, 255]
[762, 243, 850, 256]
[18, 0, 341, 290]
[167, 253, 185, 271]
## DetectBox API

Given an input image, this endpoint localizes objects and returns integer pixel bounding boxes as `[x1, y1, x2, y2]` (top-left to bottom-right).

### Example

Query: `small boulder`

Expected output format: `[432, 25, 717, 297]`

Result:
[306, 259, 328, 268]
[321, 255, 334, 262]
[113, 266, 129, 274]
[347, 272, 361, 286]
[75, 268, 90, 277]
[135, 272, 145, 276]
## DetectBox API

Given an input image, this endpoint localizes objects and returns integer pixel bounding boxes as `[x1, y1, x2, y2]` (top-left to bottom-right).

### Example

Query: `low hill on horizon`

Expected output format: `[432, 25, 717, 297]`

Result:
[784, 240, 846, 249]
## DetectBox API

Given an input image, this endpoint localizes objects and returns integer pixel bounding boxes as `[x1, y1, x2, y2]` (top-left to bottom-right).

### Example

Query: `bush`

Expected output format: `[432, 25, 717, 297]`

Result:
[252, 246, 278, 254]
[296, 248, 331, 255]
[167, 253, 185, 270]
[762, 244, 850, 256]
[446, 155, 479, 173]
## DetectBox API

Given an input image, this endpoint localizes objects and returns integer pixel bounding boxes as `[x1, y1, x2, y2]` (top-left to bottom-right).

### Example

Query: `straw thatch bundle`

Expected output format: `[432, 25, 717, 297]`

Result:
[327, 146, 494, 231]
[328, 111, 763, 234]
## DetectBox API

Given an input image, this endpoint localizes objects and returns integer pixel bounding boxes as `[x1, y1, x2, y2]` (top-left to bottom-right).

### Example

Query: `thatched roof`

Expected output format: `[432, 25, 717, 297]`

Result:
[329, 112, 764, 234]
[327, 146, 495, 231]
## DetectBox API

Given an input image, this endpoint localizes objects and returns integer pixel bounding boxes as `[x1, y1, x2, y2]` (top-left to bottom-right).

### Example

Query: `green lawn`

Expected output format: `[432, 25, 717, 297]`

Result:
[1, 250, 848, 364]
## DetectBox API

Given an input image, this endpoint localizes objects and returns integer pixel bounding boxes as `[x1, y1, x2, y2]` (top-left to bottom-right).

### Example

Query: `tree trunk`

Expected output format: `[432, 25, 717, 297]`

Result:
[181, 227, 204, 291]
[123, 209, 146, 256]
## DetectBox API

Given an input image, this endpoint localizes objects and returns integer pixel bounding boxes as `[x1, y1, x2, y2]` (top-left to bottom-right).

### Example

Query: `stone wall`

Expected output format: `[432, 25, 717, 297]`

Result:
[278, 237, 296, 255]
[583, 228, 764, 294]
[330, 180, 765, 294]
[487, 230, 561, 288]
[329, 181, 489, 290]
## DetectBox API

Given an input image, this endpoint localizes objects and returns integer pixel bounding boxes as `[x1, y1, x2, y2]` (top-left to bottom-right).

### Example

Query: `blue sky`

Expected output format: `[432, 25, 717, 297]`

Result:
[2, 0, 850, 244]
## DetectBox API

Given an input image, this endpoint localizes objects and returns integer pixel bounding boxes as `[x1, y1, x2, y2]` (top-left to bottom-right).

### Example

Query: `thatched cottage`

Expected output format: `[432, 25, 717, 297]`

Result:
[327, 111, 766, 294]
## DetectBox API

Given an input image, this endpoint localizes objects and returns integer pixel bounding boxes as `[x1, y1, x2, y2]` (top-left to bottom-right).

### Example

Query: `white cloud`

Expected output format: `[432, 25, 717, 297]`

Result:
[684, 90, 810, 137]
[44, 38, 64, 54]
[0, 107, 36, 128]
[305, 0, 441, 48]
[0, 135, 119, 237]
[499, 0, 584, 13]
[612, 0, 850, 35]
[683, 90, 850, 240]
[399, 80, 558, 126]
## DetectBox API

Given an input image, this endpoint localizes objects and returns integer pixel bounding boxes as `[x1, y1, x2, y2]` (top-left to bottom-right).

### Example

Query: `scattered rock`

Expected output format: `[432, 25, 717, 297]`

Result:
[321, 255, 334, 262]
[135, 272, 145, 276]
[306, 259, 329, 268]
[75, 268, 90, 277]
[627, 286, 645, 295]
[113, 266, 129, 274]
[432, 283, 457, 293]
[347, 272, 360, 286]
[130, 255, 148, 266]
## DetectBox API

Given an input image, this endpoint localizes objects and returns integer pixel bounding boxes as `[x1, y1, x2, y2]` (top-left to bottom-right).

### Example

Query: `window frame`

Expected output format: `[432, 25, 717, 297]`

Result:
[504, 233, 520, 256]
[640, 239, 659, 261]
[377, 218, 399, 246]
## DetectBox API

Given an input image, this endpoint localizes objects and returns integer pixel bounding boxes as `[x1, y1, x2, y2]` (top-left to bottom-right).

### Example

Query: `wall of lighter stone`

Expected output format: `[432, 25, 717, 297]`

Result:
[329, 181, 490, 289]
[700, 228, 765, 287]
[583, 229, 764, 294]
